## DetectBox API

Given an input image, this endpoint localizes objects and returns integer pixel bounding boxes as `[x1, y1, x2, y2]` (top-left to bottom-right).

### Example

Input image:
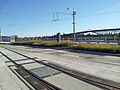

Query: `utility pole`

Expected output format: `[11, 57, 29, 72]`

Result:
[0, 25, 1, 42]
[67, 8, 76, 41]
[72, 11, 76, 41]
[52, 9, 76, 41]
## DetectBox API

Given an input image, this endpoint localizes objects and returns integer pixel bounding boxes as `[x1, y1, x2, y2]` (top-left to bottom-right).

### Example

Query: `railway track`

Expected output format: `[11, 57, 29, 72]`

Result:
[0, 46, 120, 90]
[0, 51, 62, 90]
[3, 45, 120, 67]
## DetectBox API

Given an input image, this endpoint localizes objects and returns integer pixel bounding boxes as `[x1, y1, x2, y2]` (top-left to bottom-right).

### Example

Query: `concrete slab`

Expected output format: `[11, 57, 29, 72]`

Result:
[0, 47, 26, 60]
[30, 66, 61, 78]
[23, 62, 44, 70]
[0, 53, 32, 90]
[44, 73, 102, 90]
[0, 64, 21, 90]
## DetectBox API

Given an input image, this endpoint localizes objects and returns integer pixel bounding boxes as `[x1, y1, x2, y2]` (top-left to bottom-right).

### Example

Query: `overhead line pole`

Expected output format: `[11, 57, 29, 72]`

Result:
[72, 11, 76, 41]
[0, 25, 1, 42]
[67, 8, 76, 41]
[52, 9, 76, 41]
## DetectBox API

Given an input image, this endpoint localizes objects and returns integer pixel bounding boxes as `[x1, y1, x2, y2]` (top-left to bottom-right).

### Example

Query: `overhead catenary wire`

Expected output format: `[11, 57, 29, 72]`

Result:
[56, 12, 59, 21]
[0, 0, 120, 26]
[0, 0, 9, 24]
[78, 10, 120, 18]
[55, 10, 120, 21]
[3, 10, 120, 26]
[52, 12, 60, 21]
[0, 0, 8, 11]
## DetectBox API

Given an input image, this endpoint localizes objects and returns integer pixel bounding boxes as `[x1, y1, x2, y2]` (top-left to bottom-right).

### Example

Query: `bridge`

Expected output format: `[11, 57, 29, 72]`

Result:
[61, 28, 120, 42]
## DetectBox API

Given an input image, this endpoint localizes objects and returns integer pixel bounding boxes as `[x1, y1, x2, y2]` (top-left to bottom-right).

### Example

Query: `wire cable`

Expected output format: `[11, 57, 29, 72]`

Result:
[78, 10, 120, 18]
[0, 0, 8, 11]
[3, 10, 120, 26]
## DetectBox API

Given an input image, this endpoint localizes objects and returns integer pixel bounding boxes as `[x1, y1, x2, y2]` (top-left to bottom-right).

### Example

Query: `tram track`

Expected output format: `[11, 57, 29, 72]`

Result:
[0, 46, 120, 90]
[0, 50, 62, 90]
[3, 45, 120, 67]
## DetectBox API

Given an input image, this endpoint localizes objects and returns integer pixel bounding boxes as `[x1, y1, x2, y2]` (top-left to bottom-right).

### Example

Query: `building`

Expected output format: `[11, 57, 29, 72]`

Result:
[10, 35, 18, 42]
[0, 36, 10, 42]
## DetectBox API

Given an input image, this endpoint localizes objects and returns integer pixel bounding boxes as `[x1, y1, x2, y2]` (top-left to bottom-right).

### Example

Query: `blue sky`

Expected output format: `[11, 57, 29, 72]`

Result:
[0, 0, 120, 37]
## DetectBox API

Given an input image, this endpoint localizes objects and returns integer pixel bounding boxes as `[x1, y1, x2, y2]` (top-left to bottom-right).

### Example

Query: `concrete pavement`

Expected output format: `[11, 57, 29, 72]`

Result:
[0, 46, 102, 90]
[0, 53, 33, 90]
[1, 45, 120, 83]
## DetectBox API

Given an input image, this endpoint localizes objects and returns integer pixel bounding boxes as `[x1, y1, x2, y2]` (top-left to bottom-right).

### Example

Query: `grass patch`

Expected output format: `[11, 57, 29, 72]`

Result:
[57, 41, 74, 48]
[13, 40, 74, 48]
[13, 41, 35, 45]
[13, 41, 120, 53]
[41, 41, 58, 47]
[75, 43, 120, 53]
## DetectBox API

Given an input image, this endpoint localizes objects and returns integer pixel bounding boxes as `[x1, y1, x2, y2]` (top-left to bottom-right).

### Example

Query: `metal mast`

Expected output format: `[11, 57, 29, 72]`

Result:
[0, 26, 1, 42]
[72, 11, 76, 41]
[67, 8, 76, 41]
